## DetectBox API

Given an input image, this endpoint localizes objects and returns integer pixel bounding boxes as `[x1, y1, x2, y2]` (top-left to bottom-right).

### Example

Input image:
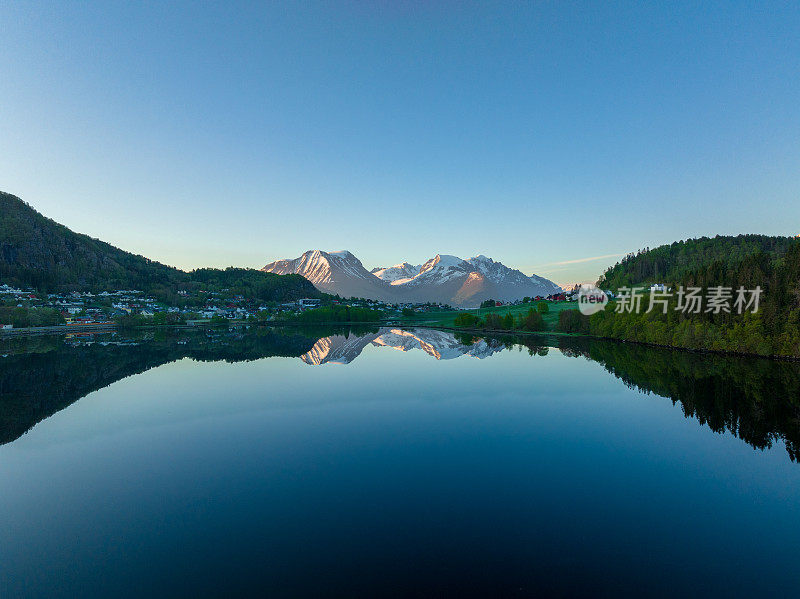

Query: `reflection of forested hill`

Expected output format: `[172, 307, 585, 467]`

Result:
[553, 336, 800, 461]
[439, 331, 800, 461]
[0, 329, 319, 446]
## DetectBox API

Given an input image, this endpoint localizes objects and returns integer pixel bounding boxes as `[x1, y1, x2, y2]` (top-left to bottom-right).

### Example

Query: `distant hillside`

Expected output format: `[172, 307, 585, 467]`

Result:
[598, 235, 798, 290]
[185, 267, 320, 302]
[0, 191, 319, 300]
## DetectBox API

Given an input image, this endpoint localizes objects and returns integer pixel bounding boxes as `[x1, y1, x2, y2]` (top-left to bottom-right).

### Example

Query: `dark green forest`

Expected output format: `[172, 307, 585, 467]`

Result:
[598, 234, 798, 290]
[454, 307, 546, 331]
[283, 305, 384, 323]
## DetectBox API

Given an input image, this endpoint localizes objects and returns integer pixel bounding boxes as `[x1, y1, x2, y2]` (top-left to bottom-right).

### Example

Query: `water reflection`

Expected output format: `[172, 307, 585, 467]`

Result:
[2, 326, 800, 461]
[300, 328, 506, 364]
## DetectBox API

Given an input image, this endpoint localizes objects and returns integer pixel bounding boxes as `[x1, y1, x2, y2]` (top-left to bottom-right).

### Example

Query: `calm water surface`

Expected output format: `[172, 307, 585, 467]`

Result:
[1, 327, 799, 597]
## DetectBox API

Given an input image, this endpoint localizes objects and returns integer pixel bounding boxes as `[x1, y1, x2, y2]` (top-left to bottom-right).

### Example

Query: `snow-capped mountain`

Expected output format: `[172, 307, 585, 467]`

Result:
[403, 254, 473, 287]
[388, 253, 561, 306]
[262, 250, 561, 307]
[371, 262, 421, 283]
[262, 250, 394, 300]
[467, 255, 559, 298]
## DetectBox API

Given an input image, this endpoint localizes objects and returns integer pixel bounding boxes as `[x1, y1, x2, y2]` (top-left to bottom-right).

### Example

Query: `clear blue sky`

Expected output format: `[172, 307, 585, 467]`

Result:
[1, 2, 798, 284]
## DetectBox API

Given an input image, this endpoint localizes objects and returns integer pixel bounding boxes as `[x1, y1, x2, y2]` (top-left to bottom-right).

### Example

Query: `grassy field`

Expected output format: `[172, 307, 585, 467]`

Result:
[393, 301, 578, 331]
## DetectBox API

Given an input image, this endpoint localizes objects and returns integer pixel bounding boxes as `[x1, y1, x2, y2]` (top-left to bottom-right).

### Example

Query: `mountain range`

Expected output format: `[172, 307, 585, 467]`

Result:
[262, 249, 561, 307]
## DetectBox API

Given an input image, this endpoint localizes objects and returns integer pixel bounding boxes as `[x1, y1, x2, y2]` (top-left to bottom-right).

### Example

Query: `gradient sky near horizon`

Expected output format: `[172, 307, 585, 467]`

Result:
[1, 2, 799, 284]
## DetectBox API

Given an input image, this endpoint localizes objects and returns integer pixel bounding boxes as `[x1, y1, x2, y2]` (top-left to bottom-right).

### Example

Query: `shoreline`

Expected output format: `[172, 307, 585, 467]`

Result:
[420, 323, 800, 362]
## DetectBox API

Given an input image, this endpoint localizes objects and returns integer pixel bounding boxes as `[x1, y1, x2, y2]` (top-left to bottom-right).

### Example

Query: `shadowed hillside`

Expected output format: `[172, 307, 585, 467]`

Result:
[0, 191, 319, 300]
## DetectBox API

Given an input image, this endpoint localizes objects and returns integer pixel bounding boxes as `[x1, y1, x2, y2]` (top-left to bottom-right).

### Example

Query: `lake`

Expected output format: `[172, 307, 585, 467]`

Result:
[1, 327, 799, 597]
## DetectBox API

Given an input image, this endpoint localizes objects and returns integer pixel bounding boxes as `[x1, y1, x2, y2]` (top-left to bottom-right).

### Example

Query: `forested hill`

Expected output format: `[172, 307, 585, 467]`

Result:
[581, 235, 800, 357]
[0, 191, 319, 300]
[0, 191, 186, 291]
[598, 235, 798, 290]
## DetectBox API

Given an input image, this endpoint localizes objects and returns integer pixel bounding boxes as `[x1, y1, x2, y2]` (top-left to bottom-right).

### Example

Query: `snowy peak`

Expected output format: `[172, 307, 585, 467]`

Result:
[405, 254, 472, 286]
[421, 254, 467, 272]
[266, 249, 373, 286]
[262, 249, 394, 300]
[371, 262, 421, 283]
[465, 254, 531, 285]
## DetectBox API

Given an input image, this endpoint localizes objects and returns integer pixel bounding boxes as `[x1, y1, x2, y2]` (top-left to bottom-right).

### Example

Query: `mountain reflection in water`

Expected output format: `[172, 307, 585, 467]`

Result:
[1, 326, 799, 461]
[300, 328, 506, 364]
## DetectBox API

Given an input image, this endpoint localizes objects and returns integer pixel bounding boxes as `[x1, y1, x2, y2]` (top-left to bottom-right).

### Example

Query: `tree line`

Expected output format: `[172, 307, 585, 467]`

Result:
[454, 305, 548, 331]
[283, 305, 385, 324]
